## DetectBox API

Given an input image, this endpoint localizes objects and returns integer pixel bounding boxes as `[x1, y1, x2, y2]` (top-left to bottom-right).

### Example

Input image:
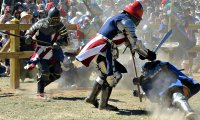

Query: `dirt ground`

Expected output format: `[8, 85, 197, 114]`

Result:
[0, 74, 200, 120]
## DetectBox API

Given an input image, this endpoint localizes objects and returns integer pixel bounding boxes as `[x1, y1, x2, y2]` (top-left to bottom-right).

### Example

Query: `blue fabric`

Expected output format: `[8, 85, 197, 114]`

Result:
[52, 48, 64, 62]
[141, 61, 200, 102]
[36, 31, 52, 43]
[0, 66, 6, 74]
[158, 22, 167, 33]
[105, 43, 113, 76]
[98, 13, 131, 39]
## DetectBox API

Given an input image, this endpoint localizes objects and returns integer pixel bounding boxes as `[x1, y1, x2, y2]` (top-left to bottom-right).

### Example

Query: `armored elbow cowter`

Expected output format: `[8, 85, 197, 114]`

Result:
[116, 18, 148, 58]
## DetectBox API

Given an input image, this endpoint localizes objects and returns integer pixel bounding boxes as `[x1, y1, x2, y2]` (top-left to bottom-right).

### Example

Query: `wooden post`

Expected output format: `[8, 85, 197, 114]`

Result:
[10, 18, 20, 89]
[0, 39, 10, 52]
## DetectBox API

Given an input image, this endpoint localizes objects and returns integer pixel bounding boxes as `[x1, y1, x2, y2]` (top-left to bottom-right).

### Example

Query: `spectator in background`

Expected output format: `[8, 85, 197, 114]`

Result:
[45, 0, 55, 11]
[37, 4, 46, 20]
[68, 6, 78, 21]
[38, 10, 46, 19]
[0, 34, 9, 47]
[1, 0, 14, 15]
[23, 0, 37, 13]
[0, 33, 10, 76]
[36, 0, 46, 6]
[12, 2, 23, 20]
[0, 6, 13, 24]
[20, 11, 33, 24]
[0, 62, 9, 77]
[69, 11, 82, 24]
[58, 2, 67, 18]
[37, 4, 46, 11]
[32, 10, 39, 23]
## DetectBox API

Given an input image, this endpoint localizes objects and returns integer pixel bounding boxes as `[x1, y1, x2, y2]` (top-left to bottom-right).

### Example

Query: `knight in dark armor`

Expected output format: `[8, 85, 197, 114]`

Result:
[134, 60, 200, 120]
[24, 7, 69, 99]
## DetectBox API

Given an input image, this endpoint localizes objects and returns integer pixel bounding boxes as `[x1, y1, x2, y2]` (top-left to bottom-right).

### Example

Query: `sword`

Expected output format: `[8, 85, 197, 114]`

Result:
[0, 31, 51, 45]
[153, 29, 173, 53]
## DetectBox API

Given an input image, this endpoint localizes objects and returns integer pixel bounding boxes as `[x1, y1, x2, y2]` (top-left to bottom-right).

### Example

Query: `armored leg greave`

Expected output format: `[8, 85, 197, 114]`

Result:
[172, 92, 197, 120]
[85, 81, 102, 108]
[172, 92, 193, 113]
[37, 73, 49, 94]
[98, 85, 118, 111]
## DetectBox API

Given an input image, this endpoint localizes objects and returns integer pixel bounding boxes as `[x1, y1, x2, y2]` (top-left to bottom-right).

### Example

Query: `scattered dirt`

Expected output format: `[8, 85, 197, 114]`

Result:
[0, 74, 200, 120]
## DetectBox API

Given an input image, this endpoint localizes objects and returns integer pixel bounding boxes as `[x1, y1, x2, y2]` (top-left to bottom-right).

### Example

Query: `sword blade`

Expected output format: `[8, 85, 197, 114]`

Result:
[153, 29, 172, 53]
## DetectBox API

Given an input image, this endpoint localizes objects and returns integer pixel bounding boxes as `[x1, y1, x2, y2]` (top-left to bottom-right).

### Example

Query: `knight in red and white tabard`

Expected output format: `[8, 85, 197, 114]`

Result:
[76, 1, 156, 110]
[24, 7, 69, 99]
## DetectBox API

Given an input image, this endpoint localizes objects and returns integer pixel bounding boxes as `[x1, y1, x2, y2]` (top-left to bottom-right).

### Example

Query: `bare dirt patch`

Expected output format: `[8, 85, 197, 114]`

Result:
[0, 75, 200, 120]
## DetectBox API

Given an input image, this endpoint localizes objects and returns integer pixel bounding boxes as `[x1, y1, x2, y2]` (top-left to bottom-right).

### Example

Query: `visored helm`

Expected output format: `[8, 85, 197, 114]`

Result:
[124, 1, 143, 20]
[48, 7, 60, 26]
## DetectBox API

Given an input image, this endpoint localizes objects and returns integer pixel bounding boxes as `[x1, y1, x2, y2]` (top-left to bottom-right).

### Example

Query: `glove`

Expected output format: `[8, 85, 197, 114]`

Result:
[139, 49, 156, 61]
[147, 50, 156, 61]
[106, 75, 118, 87]
[24, 35, 32, 44]
[132, 77, 140, 85]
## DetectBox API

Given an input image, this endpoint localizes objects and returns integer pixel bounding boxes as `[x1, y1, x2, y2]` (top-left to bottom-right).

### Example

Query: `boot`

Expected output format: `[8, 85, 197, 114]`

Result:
[172, 92, 197, 120]
[36, 93, 47, 100]
[98, 86, 118, 111]
[185, 112, 198, 120]
[85, 81, 101, 108]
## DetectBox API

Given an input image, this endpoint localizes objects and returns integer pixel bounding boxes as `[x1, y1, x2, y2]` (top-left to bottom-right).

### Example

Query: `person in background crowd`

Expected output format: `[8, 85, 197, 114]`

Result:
[38, 10, 46, 19]
[45, 0, 56, 12]
[0, 6, 13, 24]
[20, 11, 33, 24]
[0, 62, 9, 77]
[1, 0, 14, 15]
[12, 2, 23, 20]
[69, 11, 82, 24]
[0, 34, 9, 47]
[23, 0, 37, 13]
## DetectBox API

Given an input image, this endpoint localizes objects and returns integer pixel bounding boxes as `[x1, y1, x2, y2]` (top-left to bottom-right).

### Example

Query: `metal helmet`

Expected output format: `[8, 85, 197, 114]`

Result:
[48, 7, 60, 26]
[123, 1, 143, 20]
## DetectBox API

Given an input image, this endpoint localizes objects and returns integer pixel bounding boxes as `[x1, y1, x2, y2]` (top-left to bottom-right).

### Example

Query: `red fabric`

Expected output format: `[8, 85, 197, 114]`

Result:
[27, 63, 36, 71]
[162, 0, 167, 4]
[79, 37, 107, 66]
[76, 30, 84, 40]
[86, 39, 107, 51]
[81, 56, 95, 67]
[46, 2, 55, 11]
[59, 7, 67, 17]
[77, 34, 126, 67]
[112, 38, 126, 45]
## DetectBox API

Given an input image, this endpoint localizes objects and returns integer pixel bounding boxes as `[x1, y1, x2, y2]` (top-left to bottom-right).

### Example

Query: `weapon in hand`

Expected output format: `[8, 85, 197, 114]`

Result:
[0, 31, 51, 45]
[153, 29, 172, 53]
[129, 46, 142, 102]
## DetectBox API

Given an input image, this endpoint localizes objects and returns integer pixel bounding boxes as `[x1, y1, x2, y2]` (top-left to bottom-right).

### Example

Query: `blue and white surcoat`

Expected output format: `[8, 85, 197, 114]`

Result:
[25, 18, 68, 69]
[76, 13, 147, 76]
